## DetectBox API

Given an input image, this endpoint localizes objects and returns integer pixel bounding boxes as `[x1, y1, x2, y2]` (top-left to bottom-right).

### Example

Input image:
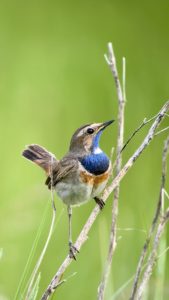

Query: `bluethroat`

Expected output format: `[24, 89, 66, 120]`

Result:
[22, 120, 114, 259]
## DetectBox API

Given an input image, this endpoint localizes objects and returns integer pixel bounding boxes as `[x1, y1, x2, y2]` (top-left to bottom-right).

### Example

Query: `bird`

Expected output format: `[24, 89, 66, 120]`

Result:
[22, 120, 114, 259]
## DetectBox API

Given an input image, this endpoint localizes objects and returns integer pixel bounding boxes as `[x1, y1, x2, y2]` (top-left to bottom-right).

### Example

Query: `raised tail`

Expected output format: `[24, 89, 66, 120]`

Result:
[22, 144, 57, 175]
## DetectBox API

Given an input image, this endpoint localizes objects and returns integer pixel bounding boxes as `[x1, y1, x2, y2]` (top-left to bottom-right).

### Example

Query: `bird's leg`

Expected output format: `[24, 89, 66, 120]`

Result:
[67, 205, 79, 260]
[94, 196, 105, 210]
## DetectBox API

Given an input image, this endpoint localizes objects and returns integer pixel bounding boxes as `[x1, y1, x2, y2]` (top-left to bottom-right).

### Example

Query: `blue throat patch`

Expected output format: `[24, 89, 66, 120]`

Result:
[80, 153, 109, 175]
[79, 130, 109, 175]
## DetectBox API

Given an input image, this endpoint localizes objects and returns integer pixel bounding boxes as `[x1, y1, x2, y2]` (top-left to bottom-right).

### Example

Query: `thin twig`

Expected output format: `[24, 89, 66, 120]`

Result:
[40, 101, 169, 300]
[120, 106, 167, 155]
[98, 43, 126, 299]
[155, 125, 169, 137]
[110, 114, 158, 175]
[25, 157, 56, 300]
[121, 115, 157, 153]
[110, 114, 159, 177]
[130, 135, 169, 299]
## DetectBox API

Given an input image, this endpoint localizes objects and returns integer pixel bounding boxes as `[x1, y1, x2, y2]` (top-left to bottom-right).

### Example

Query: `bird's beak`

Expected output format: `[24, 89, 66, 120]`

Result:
[98, 119, 115, 131]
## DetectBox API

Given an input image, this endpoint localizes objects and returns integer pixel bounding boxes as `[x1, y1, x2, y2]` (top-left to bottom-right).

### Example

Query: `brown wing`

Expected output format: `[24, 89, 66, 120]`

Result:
[45, 157, 78, 189]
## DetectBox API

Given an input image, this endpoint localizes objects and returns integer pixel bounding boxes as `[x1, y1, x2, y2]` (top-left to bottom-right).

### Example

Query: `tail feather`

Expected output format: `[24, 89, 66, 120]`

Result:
[22, 144, 57, 175]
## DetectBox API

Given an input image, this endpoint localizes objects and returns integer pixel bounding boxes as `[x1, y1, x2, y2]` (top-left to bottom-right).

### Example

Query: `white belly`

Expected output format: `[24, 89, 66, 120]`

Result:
[55, 181, 93, 206]
[55, 163, 111, 206]
[92, 180, 108, 198]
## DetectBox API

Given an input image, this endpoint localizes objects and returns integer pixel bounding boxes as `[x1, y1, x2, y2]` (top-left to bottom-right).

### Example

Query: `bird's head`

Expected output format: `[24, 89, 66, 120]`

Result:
[69, 120, 114, 154]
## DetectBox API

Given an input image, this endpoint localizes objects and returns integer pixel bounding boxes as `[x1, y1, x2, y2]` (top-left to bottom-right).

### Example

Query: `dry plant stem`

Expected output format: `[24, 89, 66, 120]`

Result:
[135, 135, 169, 300]
[136, 209, 169, 300]
[98, 43, 126, 299]
[40, 101, 169, 300]
[25, 158, 56, 300]
[130, 135, 169, 300]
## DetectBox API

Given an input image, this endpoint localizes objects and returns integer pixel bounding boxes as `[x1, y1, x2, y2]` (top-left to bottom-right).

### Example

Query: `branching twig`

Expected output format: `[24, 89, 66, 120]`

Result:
[130, 135, 169, 300]
[40, 101, 169, 300]
[98, 43, 126, 299]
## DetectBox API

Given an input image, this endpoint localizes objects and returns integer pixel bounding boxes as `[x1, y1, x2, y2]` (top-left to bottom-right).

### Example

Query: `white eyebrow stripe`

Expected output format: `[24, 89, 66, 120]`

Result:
[76, 129, 85, 137]
[76, 123, 101, 137]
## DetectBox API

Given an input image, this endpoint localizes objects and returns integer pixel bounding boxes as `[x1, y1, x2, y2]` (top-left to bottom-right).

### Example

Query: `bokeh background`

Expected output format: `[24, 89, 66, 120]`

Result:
[0, 1, 169, 299]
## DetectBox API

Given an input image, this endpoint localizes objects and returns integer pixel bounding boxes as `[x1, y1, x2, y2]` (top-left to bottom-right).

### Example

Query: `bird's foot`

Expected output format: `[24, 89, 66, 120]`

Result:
[94, 197, 105, 210]
[69, 242, 79, 260]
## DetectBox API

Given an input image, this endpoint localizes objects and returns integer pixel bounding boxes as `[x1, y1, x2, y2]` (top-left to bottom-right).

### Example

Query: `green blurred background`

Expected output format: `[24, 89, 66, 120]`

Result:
[0, 0, 169, 299]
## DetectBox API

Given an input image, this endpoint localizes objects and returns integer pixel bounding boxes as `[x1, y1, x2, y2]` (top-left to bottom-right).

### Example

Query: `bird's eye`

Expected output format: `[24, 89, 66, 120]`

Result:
[87, 128, 94, 134]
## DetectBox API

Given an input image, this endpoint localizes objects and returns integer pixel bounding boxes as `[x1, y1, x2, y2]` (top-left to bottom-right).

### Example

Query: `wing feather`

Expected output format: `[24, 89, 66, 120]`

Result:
[45, 157, 78, 189]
